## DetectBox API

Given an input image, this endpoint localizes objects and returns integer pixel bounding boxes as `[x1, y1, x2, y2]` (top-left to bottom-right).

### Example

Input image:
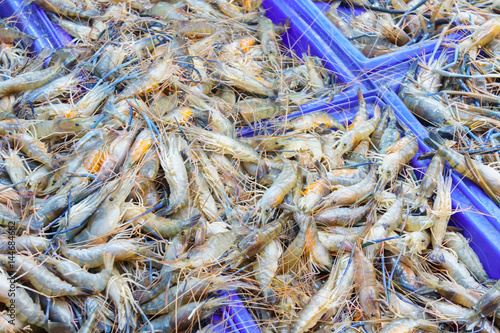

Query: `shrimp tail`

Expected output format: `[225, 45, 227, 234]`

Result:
[428, 248, 445, 264]
[426, 131, 446, 147]
[75, 287, 94, 296]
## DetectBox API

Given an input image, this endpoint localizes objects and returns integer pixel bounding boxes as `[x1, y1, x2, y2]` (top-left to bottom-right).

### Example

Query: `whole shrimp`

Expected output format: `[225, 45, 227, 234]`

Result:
[0, 61, 62, 97]
[0, 254, 92, 296]
[353, 245, 381, 330]
[414, 154, 444, 211]
[428, 173, 453, 261]
[292, 253, 354, 333]
[157, 133, 189, 216]
[43, 252, 114, 293]
[122, 202, 200, 238]
[444, 231, 489, 283]
[56, 238, 158, 268]
[253, 239, 282, 303]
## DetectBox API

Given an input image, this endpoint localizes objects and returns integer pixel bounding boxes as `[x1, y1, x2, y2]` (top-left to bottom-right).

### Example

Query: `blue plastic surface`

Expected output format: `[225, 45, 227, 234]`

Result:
[0, 0, 72, 54]
[283, 0, 466, 72]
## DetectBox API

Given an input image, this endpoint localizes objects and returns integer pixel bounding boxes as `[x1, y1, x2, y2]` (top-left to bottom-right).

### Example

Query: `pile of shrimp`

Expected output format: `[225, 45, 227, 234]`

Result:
[397, 11, 500, 206]
[319, 0, 500, 58]
[0, 0, 497, 332]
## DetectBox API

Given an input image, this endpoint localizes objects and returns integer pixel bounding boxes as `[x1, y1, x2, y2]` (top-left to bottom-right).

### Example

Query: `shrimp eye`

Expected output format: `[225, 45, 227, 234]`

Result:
[371, 313, 376, 317]
[275, 141, 279, 145]
[52, 179, 57, 184]
[181, 231, 185, 235]
[8, 132, 11, 135]
[109, 197, 114, 201]
[343, 143, 347, 146]
[53, 265, 57, 270]
[265, 208, 270, 212]
[75, 123, 80, 126]
[186, 253, 191, 259]
[421, 239, 426, 242]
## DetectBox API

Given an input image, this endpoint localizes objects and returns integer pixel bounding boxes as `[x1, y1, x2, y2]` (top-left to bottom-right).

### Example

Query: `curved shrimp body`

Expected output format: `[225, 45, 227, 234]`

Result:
[210, 61, 272, 96]
[305, 218, 333, 270]
[29, 117, 97, 140]
[0, 270, 70, 332]
[334, 104, 380, 157]
[0, 119, 28, 135]
[0, 234, 49, 254]
[326, 167, 368, 187]
[175, 231, 238, 269]
[315, 204, 371, 227]
[292, 253, 354, 333]
[444, 232, 489, 283]
[322, 167, 377, 207]
[11, 133, 58, 169]
[120, 56, 177, 98]
[0, 203, 21, 230]
[187, 127, 262, 163]
[0, 254, 92, 296]
[286, 112, 345, 132]
[317, 226, 363, 252]
[353, 246, 381, 328]
[279, 215, 311, 274]
[158, 134, 189, 216]
[378, 135, 418, 186]
[298, 180, 330, 212]
[122, 203, 200, 238]
[57, 239, 156, 269]
[387, 257, 422, 291]
[364, 197, 403, 261]
[378, 109, 400, 154]
[0, 61, 61, 97]
[34, 0, 100, 19]
[253, 239, 282, 303]
[237, 98, 282, 124]
[380, 319, 439, 333]
[429, 174, 452, 253]
[433, 249, 485, 291]
[466, 279, 500, 325]
[258, 161, 298, 212]
[419, 271, 482, 308]
[459, 18, 500, 54]
[43, 253, 113, 293]
[415, 154, 444, 210]
[232, 215, 287, 264]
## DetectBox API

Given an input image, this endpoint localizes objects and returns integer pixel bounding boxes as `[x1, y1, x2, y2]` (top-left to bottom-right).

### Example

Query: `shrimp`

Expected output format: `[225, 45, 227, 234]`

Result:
[43, 252, 114, 293]
[144, 2, 190, 20]
[433, 248, 486, 291]
[466, 279, 500, 327]
[364, 192, 403, 261]
[318, 226, 363, 252]
[353, 245, 381, 329]
[122, 202, 200, 238]
[210, 61, 272, 96]
[34, 0, 100, 19]
[0, 61, 62, 97]
[279, 214, 311, 274]
[237, 98, 283, 124]
[404, 215, 433, 232]
[378, 107, 400, 154]
[168, 230, 238, 269]
[157, 134, 189, 216]
[55, 238, 157, 269]
[321, 167, 377, 207]
[229, 214, 287, 268]
[0, 234, 49, 254]
[253, 239, 282, 303]
[257, 160, 298, 216]
[314, 203, 371, 227]
[292, 253, 354, 333]
[414, 154, 444, 211]
[298, 180, 330, 213]
[0, 269, 73, 333]
[428, 173, 453, 259]
[10, 133, 59, 169]
[120, 55, 178, 98]
[106, 273, 137, 331]
[332, 104, 381, 162]
[284, 111, 345, 133]
[0, 254, 92, 296]
[444, 231, 489, 283]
